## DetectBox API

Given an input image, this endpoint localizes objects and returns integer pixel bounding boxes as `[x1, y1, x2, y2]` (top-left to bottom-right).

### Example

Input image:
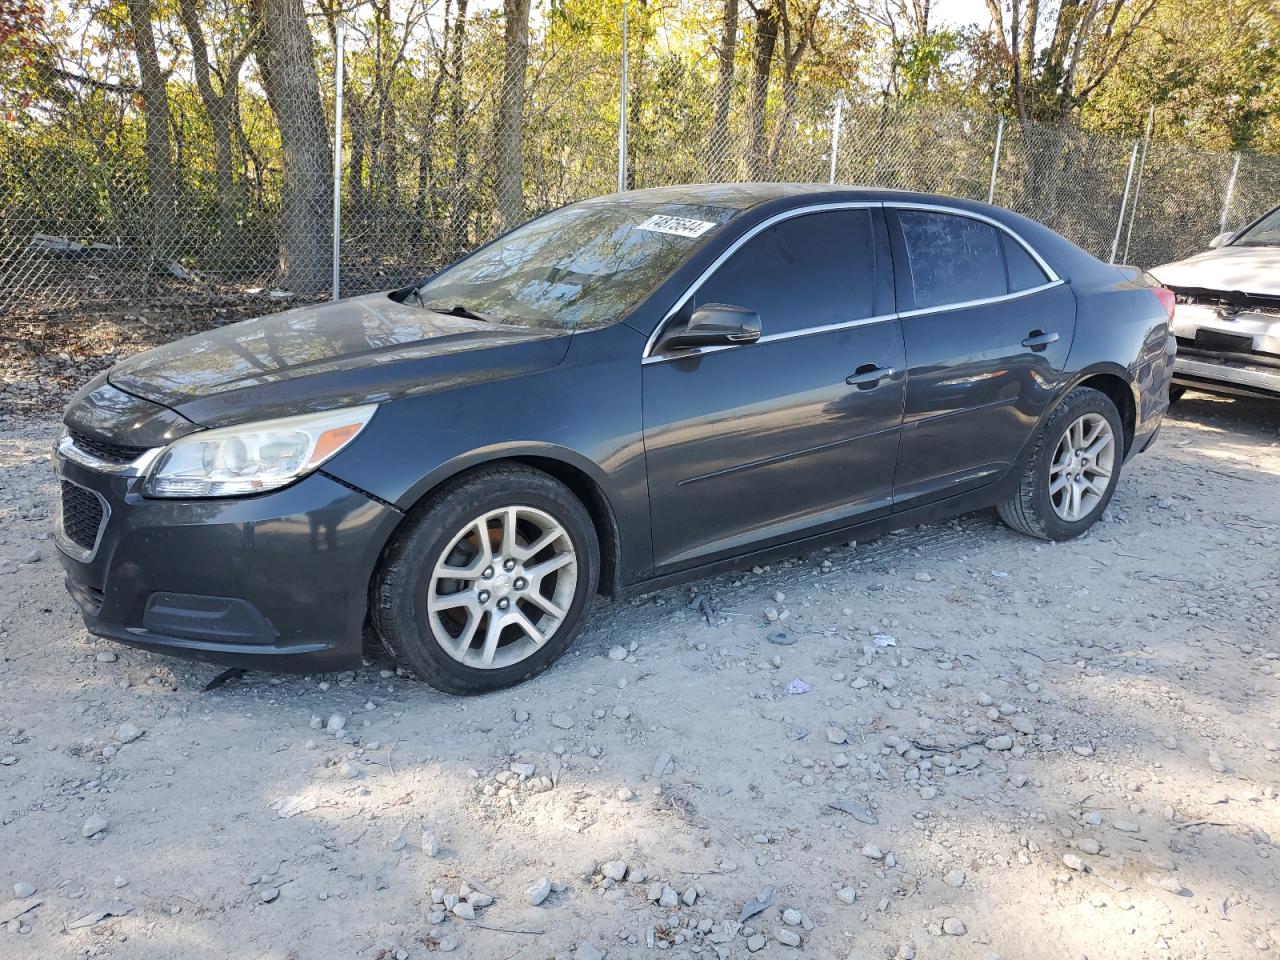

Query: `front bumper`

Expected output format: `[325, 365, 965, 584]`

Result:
[1171, 302, 1280, 399]
[1173, 355, 1280, 400]
[53, 453, 402, 673]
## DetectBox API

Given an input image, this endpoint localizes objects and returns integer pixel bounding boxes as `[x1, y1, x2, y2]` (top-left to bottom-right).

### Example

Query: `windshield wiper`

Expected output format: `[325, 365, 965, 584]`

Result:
[422, 301, 502, 324]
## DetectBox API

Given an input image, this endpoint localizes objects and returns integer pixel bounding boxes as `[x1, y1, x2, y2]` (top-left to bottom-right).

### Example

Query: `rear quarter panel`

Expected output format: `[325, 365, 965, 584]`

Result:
[1063, 269, 1174, 452]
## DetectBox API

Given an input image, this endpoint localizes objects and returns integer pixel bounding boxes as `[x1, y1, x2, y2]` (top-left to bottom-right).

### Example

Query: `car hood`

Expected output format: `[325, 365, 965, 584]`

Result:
[107, 293, 573, 429]
[1150, 245, 1280, 298]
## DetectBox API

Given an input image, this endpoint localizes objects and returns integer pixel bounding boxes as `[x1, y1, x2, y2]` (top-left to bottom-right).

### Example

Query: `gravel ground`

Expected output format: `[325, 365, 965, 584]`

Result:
[1, 392, 1278, 960]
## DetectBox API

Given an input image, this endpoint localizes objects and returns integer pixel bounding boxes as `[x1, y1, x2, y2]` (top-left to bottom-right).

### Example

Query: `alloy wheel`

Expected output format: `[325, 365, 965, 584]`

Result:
[427, 505, 578, 669]
[1048, 412, 1116, 522]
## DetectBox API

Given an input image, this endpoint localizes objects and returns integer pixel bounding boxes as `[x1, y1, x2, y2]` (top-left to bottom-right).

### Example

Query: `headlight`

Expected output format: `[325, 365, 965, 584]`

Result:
[144, 405, 378, 498]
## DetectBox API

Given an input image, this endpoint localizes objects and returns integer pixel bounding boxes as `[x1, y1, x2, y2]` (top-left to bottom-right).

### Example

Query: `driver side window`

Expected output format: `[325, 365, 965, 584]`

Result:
[691, 209, 880, 337]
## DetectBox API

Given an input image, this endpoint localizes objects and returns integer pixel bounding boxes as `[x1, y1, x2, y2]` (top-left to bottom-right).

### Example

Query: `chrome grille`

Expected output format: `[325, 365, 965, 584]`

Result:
[70, 431, 150, 465]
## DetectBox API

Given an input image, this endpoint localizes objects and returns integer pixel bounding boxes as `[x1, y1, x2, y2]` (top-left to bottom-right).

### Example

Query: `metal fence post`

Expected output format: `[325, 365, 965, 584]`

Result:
[987, 115, 1005, 204]
[616, 1, 629, 193]
[1110, 140, 1140, 264]
[331, 16, 346, 301]
[828, 92, 845, 184]
[1121, 105, 1154, 265]
[1220, 153, 1241, 233]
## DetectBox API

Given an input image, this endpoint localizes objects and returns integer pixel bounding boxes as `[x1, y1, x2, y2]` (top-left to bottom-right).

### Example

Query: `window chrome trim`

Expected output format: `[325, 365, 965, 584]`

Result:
[886, 201, 1061, 283]
[55, 433, 165, 478]
[640, 198, 1061, 362]
[641, 312, 898, 365]
[895, 279, 1065, 319]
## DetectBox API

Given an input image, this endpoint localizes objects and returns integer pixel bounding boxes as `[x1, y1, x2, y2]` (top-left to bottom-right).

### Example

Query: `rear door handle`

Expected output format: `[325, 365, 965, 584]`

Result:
[846, 365, 895, 388]
[1022, 330, 1060, 350]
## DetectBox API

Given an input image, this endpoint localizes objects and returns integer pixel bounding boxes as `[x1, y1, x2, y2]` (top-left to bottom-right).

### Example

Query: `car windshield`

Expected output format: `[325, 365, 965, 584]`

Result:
[412, 201, 737, 330]
[1234, 207, 1280, 246]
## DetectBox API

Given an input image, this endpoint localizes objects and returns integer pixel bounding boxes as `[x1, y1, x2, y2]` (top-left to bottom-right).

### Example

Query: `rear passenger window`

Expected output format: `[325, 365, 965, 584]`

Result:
[897, 211, 1005, 309]
[692, 209, 878, 336]
[1002, 233, 1049, 291]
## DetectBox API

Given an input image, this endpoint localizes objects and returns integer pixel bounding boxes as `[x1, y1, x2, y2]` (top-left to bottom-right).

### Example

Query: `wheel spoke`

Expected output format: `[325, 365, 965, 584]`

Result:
[1083, 434, 1113, 460]
[1049, 472, 1069, 495]
[452, 610, 481, 658]
[1081, 417, 1104, 448]
[501, 507, 518, 557]
[480, 612, 505, 666]
[510, 608, 546, 647]
[429, 589, 480, 614]
[436, 519, 492, 579]
[527, 551, 574, 578]
[512, 524, 563, 561]
[524, 590, 566, 620]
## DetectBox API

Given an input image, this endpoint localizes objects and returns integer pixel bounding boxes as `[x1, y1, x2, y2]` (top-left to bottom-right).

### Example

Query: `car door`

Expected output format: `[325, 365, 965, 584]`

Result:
[641, 206, 906, 571]
[887, 206, 1076, 509]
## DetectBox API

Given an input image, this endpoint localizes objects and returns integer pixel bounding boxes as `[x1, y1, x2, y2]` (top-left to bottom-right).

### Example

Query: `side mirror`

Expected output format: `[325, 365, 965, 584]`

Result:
[1208, 231, 1235, 249]
[657, 303, 762, 353]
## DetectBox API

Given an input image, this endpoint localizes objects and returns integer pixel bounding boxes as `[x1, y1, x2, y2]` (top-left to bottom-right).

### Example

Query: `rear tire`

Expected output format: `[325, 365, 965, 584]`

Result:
[373, 465, 599, 694]
[997, 387, 1124, 541]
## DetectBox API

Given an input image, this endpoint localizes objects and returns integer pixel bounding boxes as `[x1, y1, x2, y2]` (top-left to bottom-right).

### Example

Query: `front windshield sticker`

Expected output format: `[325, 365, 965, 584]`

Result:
[637, 214, 716, 238]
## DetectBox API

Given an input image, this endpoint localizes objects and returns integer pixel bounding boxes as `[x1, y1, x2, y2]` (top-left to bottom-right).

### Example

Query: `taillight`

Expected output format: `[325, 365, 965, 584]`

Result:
[1152, 286, 1176, 322]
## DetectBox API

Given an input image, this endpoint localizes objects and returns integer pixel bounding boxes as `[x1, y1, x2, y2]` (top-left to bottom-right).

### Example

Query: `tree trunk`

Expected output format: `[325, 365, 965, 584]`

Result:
[495, 0, 530, 230]
[743, 1, 778, 181]
[449, 0, 471, 259]
[124, 0, 177, 266]
[252, 0, 332, 293]
[177, 0, 252, 258]
[709, 0, 739, 180]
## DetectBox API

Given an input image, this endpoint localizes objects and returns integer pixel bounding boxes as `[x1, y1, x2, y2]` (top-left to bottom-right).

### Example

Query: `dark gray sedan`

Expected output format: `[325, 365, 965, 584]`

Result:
[55, 184, 1176, 693]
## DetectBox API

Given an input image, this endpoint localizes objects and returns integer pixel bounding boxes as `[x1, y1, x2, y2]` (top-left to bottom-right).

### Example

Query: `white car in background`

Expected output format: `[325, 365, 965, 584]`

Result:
[1150, 205, 1280, 401]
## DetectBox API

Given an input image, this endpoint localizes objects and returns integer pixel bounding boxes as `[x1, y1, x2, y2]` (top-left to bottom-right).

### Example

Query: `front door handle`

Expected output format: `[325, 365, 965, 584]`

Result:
[1022, 330, 1060, 350]
[846, 365, 895, 388]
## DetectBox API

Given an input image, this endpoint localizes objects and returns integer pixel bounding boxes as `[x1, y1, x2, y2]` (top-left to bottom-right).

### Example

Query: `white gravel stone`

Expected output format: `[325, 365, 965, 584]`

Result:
[943, 917, 967, 936]
[601, 859, 628, 881]
[774, 926, 802, 947]
[13, 882, 35, 898]
[422, 829, 440, 857]
[525, 877, 552, 905]
[82, 814, 108, 838]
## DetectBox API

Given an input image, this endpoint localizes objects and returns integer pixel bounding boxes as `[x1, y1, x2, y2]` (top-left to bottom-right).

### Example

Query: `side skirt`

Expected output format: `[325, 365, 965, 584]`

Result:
[621, 475, 1019, 599]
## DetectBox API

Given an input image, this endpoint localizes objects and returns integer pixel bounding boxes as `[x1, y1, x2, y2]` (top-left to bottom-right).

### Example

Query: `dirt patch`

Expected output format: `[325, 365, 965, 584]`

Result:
[1, 393, 1278, 959]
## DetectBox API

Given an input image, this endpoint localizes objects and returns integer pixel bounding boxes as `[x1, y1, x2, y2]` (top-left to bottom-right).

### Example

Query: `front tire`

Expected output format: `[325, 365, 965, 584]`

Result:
[997, 387, 1124, 541]
[373, 465, 599, 694]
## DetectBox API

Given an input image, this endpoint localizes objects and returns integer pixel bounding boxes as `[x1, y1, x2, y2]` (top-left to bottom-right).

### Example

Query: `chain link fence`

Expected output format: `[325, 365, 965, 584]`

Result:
[2, 4, 1277, 319]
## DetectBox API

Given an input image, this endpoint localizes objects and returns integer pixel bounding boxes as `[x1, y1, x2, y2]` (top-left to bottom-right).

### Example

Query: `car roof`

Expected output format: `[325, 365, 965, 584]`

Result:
[579, 183, 1109, 279]
[582, 182, 995, 211]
